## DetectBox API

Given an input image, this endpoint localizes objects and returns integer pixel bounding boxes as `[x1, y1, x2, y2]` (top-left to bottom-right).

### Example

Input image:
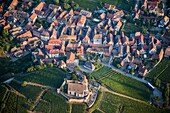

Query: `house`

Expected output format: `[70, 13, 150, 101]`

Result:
[114, 21, 122, 31]
[49, 4, 61, 10]
[164, 46, 170, 58]
[93, 34, 102, 44]
[162, 16, 169, 25]
[82, 35, 91, 44]
[84, 62, 95, 71]
[8, 0, 18, 10]
[80, 10, 92, 18]
[104, 3, 116, 10]
[67, 76, 89, 98]
[41, 31, 50, 41]
[32, 48, 44, 62]
[17, 31, 32, 40]
[66, 52, 75, 64]
[77, 16, 86, 27]
[113, 10, 124, 19]
[66, 41, 80, 51]
[59, 35, 77, 41]
[33, 2, 45, 13]
[45, 47, 64, 58]
[128, 62, 138, 70]
[138, 66, 148, 76]
[57, 11, 67, 20]
[58, 60, 66, 68]
[77, 46, 84, 55]
[29, 13, 37, 24]
[48, 38, 61, 45]
[32, 30, 41, 37]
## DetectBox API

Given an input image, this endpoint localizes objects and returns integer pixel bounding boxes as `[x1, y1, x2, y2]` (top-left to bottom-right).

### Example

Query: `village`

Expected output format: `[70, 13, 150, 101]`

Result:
[0, 0, 170, 112]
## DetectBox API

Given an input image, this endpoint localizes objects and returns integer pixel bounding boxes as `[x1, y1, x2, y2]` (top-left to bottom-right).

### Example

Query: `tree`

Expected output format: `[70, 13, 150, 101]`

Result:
[2, 29, 9, 38]
[22, 81, 27, 86]
[55, 0, 59, 4]
[155, 78, 161, 88]
[71, 0, 75, 7]
[47, 63, 53, 67]
[27, 66, 35, 72]
[62, 0, 68, 3]
[142, 26, 147, 34]
[74, 3, 79, 9]
[71, 74, 77, 80]
[64, 3, 71, 9]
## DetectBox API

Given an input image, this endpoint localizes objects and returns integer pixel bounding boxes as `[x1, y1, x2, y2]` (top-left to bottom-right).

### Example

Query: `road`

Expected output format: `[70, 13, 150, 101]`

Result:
[100, 86, 148, 104]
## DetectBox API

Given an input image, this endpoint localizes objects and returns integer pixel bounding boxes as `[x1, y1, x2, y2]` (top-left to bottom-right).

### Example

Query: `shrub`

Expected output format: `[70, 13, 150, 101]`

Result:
[22, 81, 27, 87]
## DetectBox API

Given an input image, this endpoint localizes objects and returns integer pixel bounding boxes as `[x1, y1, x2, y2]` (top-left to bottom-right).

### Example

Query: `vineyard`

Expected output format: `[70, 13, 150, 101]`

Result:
[157, 66, 170, 83]
[100, 93, 168, 113]
[91, 66, 150, 101]
[71, 103, 87, 113]
[9, 81, 43, 101]
[42, 91, 70, 113]
[34, 100, 50, 113]
[0, 88, 27, 113]
[147, 58, 170, 83]
[15, 67, 67, 88]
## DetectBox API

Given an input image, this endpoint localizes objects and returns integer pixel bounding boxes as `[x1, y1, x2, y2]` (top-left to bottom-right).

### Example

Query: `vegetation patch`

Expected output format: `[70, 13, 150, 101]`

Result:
[34, 100, 50, 113]
[15, 67, 67, 88]
[1, 92, 27, 113]
[71, 103, 87, 113]
[42, 91, 70, 113]
[100, 92, 168, 113]
[91, 67, 150, 101]
[9, 81, 43, 101]
[147, 58, 170, 83]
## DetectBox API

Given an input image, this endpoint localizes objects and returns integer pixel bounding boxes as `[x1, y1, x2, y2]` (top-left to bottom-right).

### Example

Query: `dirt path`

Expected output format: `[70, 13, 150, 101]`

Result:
[100, 86, 147, 104]
[26, 82, 55, 90]
[5, 84, 26, 98]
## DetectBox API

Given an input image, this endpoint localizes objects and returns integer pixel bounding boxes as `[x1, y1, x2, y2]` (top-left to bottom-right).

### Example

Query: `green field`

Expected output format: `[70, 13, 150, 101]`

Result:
[92, 109, 103, 113]
[9, 81, 43, 101]
[158, 66, 170, 83]
[122, 22, 142, 34]
[71, 103, 87, 113]
[147, 58, 170, 83]
[71, 0, 135, 11]
[0, 91, 27, 113]
[0, 54, 34, 81]
[0, 85, 8, 102]
[91, 67, 150, 101]
[15, 67, 67, 88]
[100, 92, 168, 113]
[34, 100, 50, 113]
[42, 91, 70, 113]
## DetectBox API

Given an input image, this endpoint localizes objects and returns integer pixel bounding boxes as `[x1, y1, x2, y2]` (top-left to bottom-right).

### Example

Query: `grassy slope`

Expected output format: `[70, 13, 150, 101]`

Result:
[71, 103, 87, 113]
[100, 92, 169, 113]
[147, 58, 170, 83]
[9, 81, 43, 101]
[34, 100, 50, 113]
[15, 67, 66, 88]
[1, 91, 27, 113]
[0, 54, 33, 82]
[91, 67, 150, 101]
[71, 0, 135, 11]
[42, 91, 70, 113]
